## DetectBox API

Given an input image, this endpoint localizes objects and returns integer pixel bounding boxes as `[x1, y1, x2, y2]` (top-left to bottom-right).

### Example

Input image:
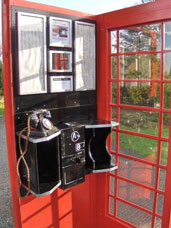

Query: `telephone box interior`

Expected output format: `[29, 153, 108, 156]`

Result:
[3, 0, 171, 227]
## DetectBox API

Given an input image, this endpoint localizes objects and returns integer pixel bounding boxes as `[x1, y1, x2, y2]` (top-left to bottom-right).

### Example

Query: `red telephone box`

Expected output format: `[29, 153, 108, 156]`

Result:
[2, 0, 171, 227]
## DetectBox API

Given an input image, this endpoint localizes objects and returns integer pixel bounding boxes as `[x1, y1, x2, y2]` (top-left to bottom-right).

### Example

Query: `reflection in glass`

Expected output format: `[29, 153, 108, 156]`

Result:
[157, 193, 164, 215]
[120, 82, 160, 107]
[164, 22, 171, 50]
[112, 83, 117, 103]
[109, 197, 114, 215]
[120, 108, 159, 136]
[118, 179, 154, 211]
[164, 83, 171, 109]
[161, 142, 168, 166]
[163, 113, 170, 138]
[155, 217, 162, 228]
[119, 133, 158, 163]
[117, 201, 152, 227]
[120, 24, 161, 53]
[159, 168, 166, 191]
[112, 56, 117, 78]
[164, 53, 171, 79]
[120, 54, 160, 80]
[111, 131, 116, 152]
[112, 107, 116, 121]
[111, 31, 117, 53]
[110, 176, 115, 196]
[118, 157, 156, 188]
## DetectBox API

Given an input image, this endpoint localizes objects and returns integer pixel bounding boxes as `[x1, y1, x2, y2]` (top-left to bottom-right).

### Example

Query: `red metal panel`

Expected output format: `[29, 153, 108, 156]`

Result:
[2, 1, 97, 228]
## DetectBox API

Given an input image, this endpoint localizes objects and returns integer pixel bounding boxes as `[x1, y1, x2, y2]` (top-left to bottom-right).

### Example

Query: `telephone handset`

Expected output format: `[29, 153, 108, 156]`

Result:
[29, 109, 58, 137]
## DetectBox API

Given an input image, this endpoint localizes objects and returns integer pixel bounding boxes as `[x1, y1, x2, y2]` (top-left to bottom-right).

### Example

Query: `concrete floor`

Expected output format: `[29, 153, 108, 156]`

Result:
[0, 115, 14, 228]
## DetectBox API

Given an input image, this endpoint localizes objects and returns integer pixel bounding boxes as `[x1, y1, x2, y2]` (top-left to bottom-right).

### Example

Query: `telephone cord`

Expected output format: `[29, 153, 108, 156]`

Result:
[16, 116, 31, 197]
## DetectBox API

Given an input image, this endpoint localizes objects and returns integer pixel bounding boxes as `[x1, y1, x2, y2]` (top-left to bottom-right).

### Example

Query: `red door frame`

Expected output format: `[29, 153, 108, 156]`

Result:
[96, 0, 171, 228]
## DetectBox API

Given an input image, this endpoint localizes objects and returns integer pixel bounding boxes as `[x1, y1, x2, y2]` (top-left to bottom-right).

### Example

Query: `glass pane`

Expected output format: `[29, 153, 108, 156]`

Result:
[117, 201, 152, 227]
[111, 31, 117, 53]
[112, 56, 117, 78]
[109, 197, 114, 215]
[110, 154, 116, 174]
[110, 176, 115, 196]
[164, 22, 171, 50]
[112, 83, 117, 103]
[164, 83, 171, 108]
[160, 142, 168, 166]
[163, 113, 170, 138]
[112, 107, 117, 121]
[120, 54, 160, 80]
[159, 168, 166, 191]
[111, 131, 116, 152]
[120, 133, 158, 163]
[118, 179, 154, 211]
[157, 193, 164, 215]
[120, 82, 160, 107]
[120, 108, 159, 136]
[155, 217, 162, 228]
[164, 53, 171, 79]
[118, 157, 156, 188]
[120, 24, 161, 53]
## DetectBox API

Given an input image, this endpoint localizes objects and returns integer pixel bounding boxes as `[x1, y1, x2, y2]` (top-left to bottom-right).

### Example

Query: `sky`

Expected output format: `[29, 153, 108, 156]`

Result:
[0, 0, 152, 44]
[24, 0, 146, 14]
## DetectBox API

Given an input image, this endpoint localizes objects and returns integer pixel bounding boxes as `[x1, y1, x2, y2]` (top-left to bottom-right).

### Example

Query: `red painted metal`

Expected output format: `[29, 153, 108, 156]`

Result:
[96, 0, 171, 227]
[2, 1, 97, 228]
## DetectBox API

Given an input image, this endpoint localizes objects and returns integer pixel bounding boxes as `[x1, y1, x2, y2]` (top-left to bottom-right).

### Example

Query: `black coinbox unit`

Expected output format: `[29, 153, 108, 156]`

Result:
[59, 124, 85, 189]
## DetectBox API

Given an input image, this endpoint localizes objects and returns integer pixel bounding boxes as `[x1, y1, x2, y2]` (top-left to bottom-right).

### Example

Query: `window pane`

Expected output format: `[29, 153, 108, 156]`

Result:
[164, 53, 171, 80]
[118, 179, 154, 211]
[119, 133, 158, 163]
[120, 54, 160, 80]
[110, 176, 115, 196]
[112, 56, 117, 78]
[120, 24, 161, 53]
[120, 108, 159, 136]
[164, 83, 171, 109]
[157, 193, 164, 215]
[111, 131, 116, 152]
[118, 157, 156, 188]
[111, 31, 117, 53]
[155, 217, 162, 228]
[112, 107, 117, 121]
[120, 82, 160, 107]
[112, 83, 117, 103]
[117, 201, 152, 228]
[164, 22, 171, 50]
[159, 168, 166, 191]
[163, 113, 170, 138]
[109, 197, 115, 215]
[160, 142, 168, 166]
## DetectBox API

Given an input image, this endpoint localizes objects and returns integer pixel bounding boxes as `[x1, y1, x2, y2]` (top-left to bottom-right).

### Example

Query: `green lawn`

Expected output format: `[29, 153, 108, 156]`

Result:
[112, 124, 168, 164]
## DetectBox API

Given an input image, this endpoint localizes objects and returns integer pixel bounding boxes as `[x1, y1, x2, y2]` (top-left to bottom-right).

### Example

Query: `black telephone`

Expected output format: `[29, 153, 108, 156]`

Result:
[29, 109, 58, 137]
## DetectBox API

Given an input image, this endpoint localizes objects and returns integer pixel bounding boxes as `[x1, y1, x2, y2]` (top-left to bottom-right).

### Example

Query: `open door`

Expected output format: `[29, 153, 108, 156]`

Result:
[96, 0, 171, 228]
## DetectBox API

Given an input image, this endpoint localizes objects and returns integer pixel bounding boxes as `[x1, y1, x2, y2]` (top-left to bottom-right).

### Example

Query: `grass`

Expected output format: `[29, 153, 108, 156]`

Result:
[112, 124, 168, 164]
[0, 97, 4, 114]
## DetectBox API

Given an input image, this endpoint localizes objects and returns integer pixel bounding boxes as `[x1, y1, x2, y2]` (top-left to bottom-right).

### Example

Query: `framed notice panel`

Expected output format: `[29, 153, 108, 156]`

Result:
[17, 12, 47, 95]
[49, 76, 73, 93]
[49, 17, 72, 47]
[75, 21, 96, 91]
[49, 51, 72, 72]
